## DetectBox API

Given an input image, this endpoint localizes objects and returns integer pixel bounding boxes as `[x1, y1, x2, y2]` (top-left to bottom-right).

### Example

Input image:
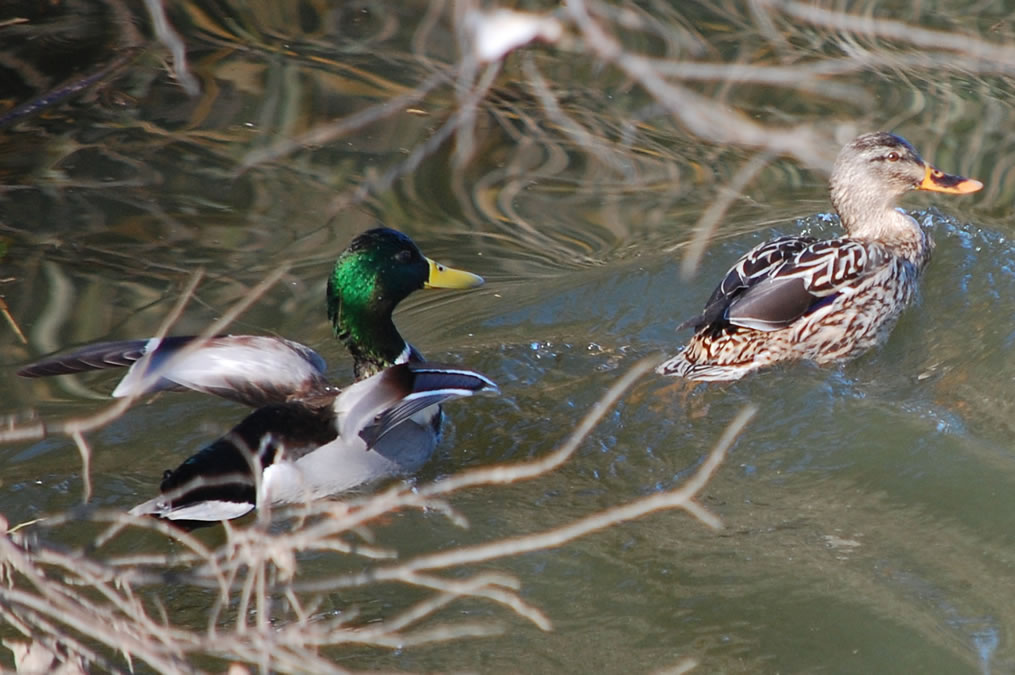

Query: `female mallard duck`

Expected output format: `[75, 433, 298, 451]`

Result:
[18, 228, 498, 525]
[657, 132, 983, 381]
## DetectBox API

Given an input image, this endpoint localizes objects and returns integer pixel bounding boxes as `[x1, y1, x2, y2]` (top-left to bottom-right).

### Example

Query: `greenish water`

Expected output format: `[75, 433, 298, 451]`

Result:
[3, 1, 1015, 673]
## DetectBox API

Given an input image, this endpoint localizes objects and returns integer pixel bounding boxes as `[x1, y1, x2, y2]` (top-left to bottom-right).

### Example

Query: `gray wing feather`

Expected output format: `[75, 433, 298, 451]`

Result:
[18, 339, 159, 377]
[19, 335, 330, 407]
[726, 276, 814, 331]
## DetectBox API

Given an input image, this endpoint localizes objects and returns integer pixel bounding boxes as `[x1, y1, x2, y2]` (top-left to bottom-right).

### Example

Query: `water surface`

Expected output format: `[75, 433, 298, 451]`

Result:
[2, 1, 1015, 673]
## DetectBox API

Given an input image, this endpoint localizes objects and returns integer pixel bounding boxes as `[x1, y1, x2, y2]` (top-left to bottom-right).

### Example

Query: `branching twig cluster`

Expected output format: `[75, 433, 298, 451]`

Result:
[0, 345, 754, 672]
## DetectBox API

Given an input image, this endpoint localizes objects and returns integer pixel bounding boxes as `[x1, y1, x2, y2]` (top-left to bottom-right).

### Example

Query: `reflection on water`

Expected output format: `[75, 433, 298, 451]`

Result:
[3, 0, 1015, 673]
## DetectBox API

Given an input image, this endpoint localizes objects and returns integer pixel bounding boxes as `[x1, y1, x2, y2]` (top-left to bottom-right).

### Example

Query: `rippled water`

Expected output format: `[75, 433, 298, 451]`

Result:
[3, 1, 1015, 673]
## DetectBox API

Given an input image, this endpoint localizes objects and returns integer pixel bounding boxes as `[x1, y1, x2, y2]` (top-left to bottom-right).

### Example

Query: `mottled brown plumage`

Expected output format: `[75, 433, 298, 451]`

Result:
[658, 132, 982, 381]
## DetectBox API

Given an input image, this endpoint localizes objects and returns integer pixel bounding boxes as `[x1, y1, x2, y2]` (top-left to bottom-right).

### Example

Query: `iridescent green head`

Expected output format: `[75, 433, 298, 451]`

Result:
[327, 228, 483, 377]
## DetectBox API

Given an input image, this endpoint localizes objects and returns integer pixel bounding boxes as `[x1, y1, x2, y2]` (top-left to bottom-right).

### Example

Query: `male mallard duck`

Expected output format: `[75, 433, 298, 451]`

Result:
[18, 228, 498, 525]
[657, 132, 983, 381]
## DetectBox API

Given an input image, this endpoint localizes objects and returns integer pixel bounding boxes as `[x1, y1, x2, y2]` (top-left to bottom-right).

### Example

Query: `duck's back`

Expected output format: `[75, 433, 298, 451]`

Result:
[658, 234, 927, 381]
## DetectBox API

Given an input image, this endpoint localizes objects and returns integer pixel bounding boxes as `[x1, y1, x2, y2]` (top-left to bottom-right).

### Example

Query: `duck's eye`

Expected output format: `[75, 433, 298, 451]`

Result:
[885, 151, 901, 162]
[394, 249, 413, 264]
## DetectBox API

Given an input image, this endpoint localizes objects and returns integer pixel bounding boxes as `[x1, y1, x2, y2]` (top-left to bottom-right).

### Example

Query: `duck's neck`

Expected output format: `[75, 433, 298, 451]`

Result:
[327, 269, 411, 379]
[831, 189, 931, 267]
[332, 304, 409, 380]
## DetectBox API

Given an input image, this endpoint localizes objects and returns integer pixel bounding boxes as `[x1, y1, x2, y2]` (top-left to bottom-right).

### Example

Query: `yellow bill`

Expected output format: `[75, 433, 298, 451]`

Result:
[424, 257, 484, 289]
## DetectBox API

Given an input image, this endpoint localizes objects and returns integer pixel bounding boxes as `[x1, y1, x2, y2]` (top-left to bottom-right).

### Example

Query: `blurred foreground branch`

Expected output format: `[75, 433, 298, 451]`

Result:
[143, 0, 200, 96]
[0, 353, 754, 673]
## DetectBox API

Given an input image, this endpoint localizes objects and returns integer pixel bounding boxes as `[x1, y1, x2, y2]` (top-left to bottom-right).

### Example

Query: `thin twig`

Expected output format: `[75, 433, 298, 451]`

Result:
[142, 0, 200, 96]
[677, 152, 773, 278]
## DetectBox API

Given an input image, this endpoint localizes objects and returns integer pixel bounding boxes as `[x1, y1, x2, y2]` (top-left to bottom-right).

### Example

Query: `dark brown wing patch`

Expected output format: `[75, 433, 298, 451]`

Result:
[725, 276, 814, 330]
[684, 236, 815, 332]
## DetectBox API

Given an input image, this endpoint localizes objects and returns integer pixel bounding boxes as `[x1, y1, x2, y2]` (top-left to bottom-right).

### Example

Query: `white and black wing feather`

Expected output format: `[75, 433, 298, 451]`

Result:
[18, 335, 330, 407]
[337, 362, 499, 448]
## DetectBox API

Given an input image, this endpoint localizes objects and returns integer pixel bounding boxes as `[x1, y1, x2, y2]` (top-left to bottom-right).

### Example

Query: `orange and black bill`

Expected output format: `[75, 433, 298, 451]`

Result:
[918, 164, 983, 194]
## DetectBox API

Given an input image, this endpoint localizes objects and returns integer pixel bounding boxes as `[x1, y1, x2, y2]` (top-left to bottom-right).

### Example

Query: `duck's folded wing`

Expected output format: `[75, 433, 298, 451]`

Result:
[726, 238, 892, 331]
[338, 362, 499, 448]
[18, 335, 330, 407]
[684, 236, 814, 332]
